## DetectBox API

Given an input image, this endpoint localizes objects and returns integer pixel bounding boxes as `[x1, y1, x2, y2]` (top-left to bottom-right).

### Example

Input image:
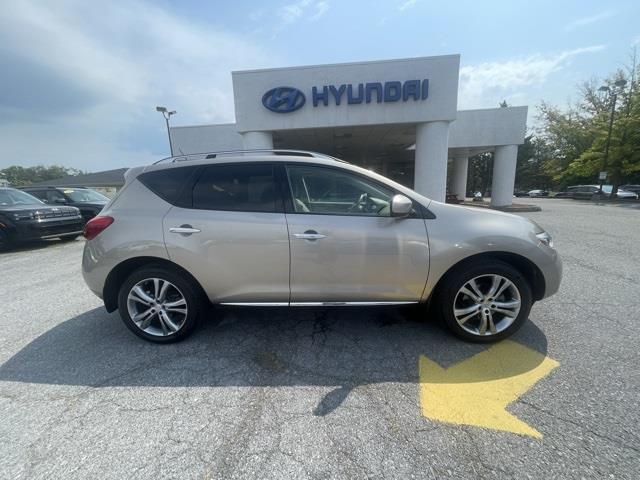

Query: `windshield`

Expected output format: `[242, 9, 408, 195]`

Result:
[62, 188, 109, 203]
[0, 189, 45, 206]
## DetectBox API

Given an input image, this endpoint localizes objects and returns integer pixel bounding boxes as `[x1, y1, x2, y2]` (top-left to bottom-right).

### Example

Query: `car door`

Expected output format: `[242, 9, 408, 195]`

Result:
[284, 163, 429, 304]
[163, 162, 290, 304]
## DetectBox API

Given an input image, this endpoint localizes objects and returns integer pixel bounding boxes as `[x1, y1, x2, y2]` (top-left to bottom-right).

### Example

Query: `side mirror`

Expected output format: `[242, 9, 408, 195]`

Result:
[390, 194, 412, 217]
[54, 198, 67, 204]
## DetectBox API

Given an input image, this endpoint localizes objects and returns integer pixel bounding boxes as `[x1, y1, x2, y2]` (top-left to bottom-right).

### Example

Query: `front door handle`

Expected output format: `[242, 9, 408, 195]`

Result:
[169, 225, 201, 236]
[293, 230, 327, 241]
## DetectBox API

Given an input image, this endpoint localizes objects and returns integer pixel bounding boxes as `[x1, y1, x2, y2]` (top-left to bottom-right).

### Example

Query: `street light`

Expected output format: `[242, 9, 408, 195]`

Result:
[597, 79, 627, 195]
[156, 106, 177, 155]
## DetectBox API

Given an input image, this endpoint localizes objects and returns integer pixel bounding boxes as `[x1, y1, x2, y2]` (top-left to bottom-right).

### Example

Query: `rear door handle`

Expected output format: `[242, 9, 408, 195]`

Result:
[169, 225, 201, 235]
[293, 230, 327, 241]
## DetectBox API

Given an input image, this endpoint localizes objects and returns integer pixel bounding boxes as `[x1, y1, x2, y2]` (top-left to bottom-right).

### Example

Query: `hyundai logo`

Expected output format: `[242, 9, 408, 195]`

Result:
[262, 87, 306, 113]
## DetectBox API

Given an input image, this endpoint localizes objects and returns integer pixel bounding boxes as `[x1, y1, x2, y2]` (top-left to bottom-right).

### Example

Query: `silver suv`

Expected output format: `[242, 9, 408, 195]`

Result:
[81, 150, 561, 343]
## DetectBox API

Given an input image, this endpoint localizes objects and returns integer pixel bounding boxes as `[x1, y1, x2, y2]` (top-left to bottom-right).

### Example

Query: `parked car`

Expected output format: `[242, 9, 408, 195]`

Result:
[513, 190, 529, 197]
[0, 187, 83, 250]
[527, 189, 549, 197]
[558, 185, 638, 200]
[620, 185, 640, 196]
[81, 151, 562, 344]
[21, 186, 109, 223]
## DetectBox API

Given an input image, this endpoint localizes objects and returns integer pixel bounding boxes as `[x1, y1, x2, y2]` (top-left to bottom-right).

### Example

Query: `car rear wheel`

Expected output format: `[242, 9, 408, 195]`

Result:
[117, 266, 204, 343]
[436, 260, 532, 343]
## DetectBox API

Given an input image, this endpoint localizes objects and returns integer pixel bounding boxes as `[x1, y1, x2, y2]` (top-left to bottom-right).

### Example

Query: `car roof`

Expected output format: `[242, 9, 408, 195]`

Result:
[141, 154, 350, 175]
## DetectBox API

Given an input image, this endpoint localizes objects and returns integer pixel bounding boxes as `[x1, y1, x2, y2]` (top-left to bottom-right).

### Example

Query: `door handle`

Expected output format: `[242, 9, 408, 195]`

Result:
[293, 230, 327, 241]
[169, 225, 201, 235]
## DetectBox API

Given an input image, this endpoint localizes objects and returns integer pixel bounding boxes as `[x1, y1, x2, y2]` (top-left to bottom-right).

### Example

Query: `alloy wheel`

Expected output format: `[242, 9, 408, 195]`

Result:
[126, 278, 188, 337]
[453, 274, 521, 337]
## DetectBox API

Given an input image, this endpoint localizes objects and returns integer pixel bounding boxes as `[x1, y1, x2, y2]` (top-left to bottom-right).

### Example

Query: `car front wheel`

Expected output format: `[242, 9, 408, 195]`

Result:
[437, 260, 532, 342]
[117, 266, 204, 343]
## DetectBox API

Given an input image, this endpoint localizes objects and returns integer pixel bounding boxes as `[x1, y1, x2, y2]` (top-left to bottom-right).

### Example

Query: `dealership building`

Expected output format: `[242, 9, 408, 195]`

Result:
[170, 55, 527, 207]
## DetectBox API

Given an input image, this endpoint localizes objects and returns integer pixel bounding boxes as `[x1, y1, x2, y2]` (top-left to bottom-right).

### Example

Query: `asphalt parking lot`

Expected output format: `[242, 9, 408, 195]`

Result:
[1, 198, 638, 479]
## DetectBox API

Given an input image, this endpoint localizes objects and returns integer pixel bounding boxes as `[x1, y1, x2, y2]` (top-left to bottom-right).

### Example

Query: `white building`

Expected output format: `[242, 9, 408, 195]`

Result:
[170, 55, 527, 207]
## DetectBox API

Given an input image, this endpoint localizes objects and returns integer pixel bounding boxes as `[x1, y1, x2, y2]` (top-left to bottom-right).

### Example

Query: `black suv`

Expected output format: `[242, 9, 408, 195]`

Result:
[21, 186, 109, 223]
[0, 187, 83, 250]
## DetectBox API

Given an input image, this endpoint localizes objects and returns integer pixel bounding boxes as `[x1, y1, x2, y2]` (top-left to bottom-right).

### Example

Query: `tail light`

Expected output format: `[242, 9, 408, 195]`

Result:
[83, 216, 114, 240]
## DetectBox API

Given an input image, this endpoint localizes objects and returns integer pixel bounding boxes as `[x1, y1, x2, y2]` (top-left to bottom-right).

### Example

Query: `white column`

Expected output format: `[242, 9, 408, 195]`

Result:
[414, 121, 450, 202]
[490, 144, 518, 207]
[451, 155, 469, 201]
[241, 131, 273, 150]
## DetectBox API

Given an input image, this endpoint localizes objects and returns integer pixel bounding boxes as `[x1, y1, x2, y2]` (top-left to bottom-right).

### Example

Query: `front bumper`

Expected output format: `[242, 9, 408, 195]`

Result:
[539, 247, 563, 299]
[12, 216, 84, 242]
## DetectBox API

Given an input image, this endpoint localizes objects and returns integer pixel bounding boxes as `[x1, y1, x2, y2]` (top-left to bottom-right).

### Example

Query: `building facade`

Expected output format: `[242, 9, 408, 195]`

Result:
[170, 55, 527, 207]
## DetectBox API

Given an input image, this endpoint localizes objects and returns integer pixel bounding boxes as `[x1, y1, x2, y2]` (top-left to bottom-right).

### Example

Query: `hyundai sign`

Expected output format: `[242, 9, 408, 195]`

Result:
[262, 79, 429, 113]
[262, 87, 306, 113]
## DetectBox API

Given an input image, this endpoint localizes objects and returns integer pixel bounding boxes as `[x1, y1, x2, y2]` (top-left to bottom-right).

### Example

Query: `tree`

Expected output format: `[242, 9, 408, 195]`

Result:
[0, 165, 84, 187]
[515, 135, 553, 190]
[536, 49, 640, 191]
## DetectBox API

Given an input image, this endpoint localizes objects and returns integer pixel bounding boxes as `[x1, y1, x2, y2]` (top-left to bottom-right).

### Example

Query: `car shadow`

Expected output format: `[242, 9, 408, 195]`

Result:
[0, 306, 549, 415]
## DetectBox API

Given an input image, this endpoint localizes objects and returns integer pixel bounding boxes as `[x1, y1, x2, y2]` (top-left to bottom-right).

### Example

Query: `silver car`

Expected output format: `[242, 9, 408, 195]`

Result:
[81, 150, 562, 343]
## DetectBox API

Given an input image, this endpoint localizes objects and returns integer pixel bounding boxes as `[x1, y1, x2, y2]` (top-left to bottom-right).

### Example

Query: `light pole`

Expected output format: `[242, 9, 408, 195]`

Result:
[597, 79, 627, 195]
[156, 106, 177, 156]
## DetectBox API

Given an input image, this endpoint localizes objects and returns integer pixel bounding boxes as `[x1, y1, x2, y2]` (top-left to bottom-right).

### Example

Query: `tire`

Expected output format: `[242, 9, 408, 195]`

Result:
[0, 230, 12, 251]
[436, 260, 532, 343]
[117, 266, 205, 343]
[59, 234, 80, 242]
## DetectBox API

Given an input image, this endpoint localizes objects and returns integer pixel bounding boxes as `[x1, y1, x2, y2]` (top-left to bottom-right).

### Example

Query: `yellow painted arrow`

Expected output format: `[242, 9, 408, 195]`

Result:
[419, 340, 559, 438]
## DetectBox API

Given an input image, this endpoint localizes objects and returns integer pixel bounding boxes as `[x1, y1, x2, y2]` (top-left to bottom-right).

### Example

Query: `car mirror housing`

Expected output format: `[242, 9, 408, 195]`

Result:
[390, 194, 412, 217]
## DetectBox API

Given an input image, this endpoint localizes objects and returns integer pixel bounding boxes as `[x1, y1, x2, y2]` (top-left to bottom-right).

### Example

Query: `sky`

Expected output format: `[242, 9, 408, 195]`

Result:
[0, 0, 638, 171]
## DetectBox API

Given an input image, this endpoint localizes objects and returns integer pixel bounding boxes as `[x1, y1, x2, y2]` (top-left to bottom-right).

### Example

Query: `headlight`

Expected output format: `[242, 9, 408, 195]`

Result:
[536, 231, 554, 248]
[13, 212, 34, 220]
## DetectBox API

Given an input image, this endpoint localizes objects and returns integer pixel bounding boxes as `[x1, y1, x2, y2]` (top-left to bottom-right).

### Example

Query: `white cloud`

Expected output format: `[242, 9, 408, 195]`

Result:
[458, 46, 606, 109]
[0, 0, 274, 170]
[398, 0, 419, 11]
[565, 10, 616, 31]
[278, 0, 329, 25]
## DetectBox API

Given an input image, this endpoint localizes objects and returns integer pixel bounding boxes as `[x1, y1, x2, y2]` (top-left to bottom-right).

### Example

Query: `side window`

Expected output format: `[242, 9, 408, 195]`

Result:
[138, 166, 198, 206]
[46, 190, 67, 204]
[26, 190, 47, 202]
[192, 164, 279, 213]
[286, 165, 394, 217]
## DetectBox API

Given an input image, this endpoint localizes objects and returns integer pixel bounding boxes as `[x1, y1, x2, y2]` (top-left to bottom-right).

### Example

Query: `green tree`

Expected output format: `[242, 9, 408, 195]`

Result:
[0, 165, 84, 187]
[515, 135, 553, 190]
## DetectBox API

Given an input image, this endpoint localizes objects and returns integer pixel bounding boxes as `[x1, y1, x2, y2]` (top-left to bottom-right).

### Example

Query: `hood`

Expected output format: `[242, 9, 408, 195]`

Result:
[0, 204, 80, 216]
[427, 200, 538, 232]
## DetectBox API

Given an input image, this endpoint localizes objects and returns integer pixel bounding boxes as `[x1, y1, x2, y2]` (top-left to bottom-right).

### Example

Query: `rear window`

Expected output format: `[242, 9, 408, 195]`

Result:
[138, 166, 198, 206]
[192, 164, 279, 213]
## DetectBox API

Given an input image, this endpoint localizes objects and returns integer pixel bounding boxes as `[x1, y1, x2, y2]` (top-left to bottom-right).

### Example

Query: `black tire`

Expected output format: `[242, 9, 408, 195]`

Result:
[117, 266, 205, 343]
[0, 230, 12, 251]
[436, 260, 532, 343]
[59, 234, 80, 242]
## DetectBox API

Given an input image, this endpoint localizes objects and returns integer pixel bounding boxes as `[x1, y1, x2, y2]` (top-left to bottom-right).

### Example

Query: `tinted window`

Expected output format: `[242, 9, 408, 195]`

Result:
[192, 164, 279, 213]
[25, 190, 47, 201]
[139, 166, 198, 206]
[287, 165, 394, 216]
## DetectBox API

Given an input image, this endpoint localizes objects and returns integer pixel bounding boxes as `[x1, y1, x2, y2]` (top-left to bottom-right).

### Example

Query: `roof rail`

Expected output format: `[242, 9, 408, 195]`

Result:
[153, 149, 343, 165]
